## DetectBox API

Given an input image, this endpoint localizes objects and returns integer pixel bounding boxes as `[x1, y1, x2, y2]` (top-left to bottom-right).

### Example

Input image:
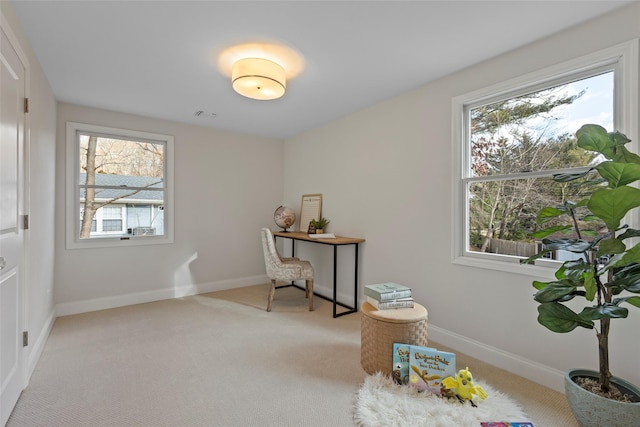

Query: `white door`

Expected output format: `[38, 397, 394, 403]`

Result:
[0, 21, 26, 426]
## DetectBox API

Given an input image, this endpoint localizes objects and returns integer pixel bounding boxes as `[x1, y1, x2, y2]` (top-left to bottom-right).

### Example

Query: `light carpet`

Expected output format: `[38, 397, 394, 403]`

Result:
[354, 372, 530, 427]
[7, 284, 577, 426]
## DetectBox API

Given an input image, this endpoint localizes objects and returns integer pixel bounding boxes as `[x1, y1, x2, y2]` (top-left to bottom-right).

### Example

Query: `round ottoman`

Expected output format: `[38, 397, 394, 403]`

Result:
[360, 301, 428, 375]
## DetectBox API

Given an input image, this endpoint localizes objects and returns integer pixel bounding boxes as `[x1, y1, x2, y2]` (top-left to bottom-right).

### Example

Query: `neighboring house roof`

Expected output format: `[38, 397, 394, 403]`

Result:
[79, 173, 164, 202]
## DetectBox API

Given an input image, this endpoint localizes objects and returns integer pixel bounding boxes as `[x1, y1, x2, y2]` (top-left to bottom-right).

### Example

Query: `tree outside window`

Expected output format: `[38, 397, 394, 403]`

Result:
[452, 41, 638, 273]
[66, 122, 174, 249]
[464, 71, 614, 262]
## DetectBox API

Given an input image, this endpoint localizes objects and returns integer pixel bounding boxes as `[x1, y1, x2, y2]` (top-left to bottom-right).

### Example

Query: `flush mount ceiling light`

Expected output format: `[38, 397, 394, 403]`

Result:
[218, 42, 305, 101]
[231, 58, 286, 100]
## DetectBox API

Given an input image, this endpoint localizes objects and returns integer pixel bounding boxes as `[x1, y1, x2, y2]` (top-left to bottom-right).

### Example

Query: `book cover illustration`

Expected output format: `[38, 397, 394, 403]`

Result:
[392, 343, 411, 385]
[409, 346, 456, 394]
[364, 282, 412, 301]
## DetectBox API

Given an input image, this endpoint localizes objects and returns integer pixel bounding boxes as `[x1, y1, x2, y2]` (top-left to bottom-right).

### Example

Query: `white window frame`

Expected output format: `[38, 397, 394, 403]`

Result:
[451, 39, 639, 277]
[65, 122, 174, 249]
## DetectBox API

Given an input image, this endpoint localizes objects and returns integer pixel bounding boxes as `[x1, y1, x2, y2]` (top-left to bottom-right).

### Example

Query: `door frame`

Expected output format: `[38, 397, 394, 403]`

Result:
[1, 9, 31, 424]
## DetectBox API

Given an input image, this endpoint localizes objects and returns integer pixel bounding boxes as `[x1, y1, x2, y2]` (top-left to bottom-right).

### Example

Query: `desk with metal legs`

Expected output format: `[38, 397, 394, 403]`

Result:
[272, 231, 365, 318]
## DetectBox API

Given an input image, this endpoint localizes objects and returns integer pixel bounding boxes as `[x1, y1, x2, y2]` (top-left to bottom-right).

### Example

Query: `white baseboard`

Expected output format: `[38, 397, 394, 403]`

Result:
[428, 324, 566, 394]
[26, 307, 56, 381]
[55, 275, 269, 316]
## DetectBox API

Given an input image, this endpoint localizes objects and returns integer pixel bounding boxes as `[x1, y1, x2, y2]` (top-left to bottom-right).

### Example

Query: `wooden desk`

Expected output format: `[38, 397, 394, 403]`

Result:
[273, 231, 365, 318]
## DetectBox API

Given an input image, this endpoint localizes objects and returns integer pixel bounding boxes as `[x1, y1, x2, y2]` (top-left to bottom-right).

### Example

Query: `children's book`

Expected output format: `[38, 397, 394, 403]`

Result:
[364, 283, 412, 301]
[392, 343, 411, 385]
[367, 296, 414, 310]
[480, 423, 535, 427]
[409, 345, 456, 394]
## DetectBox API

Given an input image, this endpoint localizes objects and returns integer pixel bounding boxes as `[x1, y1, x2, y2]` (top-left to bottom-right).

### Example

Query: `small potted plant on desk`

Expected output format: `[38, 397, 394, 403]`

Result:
[525, 124, 640, 426]
[309, 217, 330, 234]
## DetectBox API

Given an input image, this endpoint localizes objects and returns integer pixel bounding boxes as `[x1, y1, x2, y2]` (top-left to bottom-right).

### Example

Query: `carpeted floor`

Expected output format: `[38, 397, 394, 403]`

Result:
[7, 283, 578, 426]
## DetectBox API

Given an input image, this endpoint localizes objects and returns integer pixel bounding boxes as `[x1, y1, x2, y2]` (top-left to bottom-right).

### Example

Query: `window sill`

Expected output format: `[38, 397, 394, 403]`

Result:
[66, 234, 173, 250]
[452, 253, 557, 280]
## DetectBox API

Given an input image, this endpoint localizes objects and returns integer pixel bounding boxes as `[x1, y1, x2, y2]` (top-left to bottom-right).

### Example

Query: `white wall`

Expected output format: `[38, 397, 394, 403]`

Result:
[54, 104, 283, 314]
[1, 1, 57, 376]
[283, 3, 640, 392]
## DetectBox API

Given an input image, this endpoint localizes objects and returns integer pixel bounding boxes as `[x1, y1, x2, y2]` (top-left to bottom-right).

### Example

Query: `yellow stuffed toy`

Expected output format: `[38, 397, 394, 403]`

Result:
[442, 367, 487, 407]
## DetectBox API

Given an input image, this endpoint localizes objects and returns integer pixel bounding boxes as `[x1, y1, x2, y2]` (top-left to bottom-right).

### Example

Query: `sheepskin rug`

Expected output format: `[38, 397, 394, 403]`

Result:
[353, 372, 530, 427]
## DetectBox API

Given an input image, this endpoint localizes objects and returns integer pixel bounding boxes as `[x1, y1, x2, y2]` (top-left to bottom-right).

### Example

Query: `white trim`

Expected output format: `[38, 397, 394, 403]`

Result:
[451, 39, 639, 274]
[26, 309, 55, 382]
[1, 9, 31, 416]
[65, 122, 174, 249]
[428, 324, 566, 393]
[55, 275, 270, 316]
[454, 40, 636, 117]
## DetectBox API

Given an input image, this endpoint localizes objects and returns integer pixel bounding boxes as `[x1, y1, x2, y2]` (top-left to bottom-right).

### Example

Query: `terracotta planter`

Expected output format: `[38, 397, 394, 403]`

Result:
[564, 368, 640, 426]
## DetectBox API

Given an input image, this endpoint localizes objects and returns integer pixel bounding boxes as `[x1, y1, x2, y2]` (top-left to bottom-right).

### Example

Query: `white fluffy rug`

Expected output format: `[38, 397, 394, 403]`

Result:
[353, 372, 530, 427]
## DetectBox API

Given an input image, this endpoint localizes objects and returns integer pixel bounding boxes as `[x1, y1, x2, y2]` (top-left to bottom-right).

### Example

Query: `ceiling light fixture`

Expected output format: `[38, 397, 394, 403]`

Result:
[231, 57, 286, 100]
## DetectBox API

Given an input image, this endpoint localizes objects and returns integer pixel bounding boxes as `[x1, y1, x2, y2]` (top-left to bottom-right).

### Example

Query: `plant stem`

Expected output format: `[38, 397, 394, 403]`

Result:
[596, 232, 615, 393]
[598, 317, 611, 392]
[569, 206, 582, 240]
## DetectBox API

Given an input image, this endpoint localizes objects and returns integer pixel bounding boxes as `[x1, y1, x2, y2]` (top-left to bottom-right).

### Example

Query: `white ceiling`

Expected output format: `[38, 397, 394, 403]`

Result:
[10, 1, 636, 139]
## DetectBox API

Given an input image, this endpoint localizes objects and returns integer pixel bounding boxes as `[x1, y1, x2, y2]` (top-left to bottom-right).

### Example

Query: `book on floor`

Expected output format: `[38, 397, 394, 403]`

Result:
[408, 345, 456, 395]
[366, 296, 414, 310]
[392, 343, 411, 385]
[480, 423, 535, 427]
[364, 282, 412, 301]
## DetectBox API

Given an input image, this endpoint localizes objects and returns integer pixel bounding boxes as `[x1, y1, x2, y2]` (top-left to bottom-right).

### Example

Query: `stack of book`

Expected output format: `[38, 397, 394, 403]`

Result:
[364, 282, 414, 309]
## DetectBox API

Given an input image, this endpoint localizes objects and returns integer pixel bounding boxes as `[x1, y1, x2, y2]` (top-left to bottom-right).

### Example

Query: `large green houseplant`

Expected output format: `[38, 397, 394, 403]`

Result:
[526, 124, 640, 422]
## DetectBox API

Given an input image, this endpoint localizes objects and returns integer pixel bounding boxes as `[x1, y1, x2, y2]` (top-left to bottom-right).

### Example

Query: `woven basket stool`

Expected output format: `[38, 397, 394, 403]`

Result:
[360, 301, 428, 375]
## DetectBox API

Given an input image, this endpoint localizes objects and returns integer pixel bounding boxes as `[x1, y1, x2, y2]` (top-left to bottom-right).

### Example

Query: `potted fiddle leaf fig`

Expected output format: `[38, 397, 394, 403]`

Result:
[525, 124, 640, 426]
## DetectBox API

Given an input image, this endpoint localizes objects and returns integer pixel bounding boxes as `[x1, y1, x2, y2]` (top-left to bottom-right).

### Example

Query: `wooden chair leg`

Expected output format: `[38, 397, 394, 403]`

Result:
[307, 279, 314, 311]
[267, 280, 276, 312]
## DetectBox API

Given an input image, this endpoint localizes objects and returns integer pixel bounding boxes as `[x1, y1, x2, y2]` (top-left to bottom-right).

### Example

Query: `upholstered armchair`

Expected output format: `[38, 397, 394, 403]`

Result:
[260, 228, 314, 311]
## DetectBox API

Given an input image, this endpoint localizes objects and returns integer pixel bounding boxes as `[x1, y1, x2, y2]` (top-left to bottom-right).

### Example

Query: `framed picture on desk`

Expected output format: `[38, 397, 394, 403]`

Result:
[299, 193, 322, 233]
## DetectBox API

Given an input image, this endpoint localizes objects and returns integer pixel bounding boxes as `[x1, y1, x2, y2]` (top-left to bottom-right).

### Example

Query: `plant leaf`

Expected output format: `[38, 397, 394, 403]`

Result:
[596, 238, 626, 257]
[529, 225, 572, 238]
[534, 281, 577, 303]
[576, 124, 615, 159]
[560, 259, 591, 279]
[617, 228, 640, 240]
[553, 170, 592, 183]
[595, 161, 640, 188]
[607, 269, 640, 294]
[532, 280, 550, 291]
[587, 186, 640, 230]
[537, 302, 594, 333]
[614, 296, 640, 308]
[523, 250, 552, 264]
[612, 142, 638, 164]
[610, 130, 632, 147]
[613, 244, 640, 269]
[583, 270, 597, 301]
[579, 304, 628, 320]
[536, 207, 565, 224]
[541, 238, 592, 254]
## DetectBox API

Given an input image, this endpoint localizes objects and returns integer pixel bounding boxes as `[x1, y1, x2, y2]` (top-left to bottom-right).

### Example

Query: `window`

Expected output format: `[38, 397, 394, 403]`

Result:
[452, 40, 638, 274]
[66, 122, 174, 249]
